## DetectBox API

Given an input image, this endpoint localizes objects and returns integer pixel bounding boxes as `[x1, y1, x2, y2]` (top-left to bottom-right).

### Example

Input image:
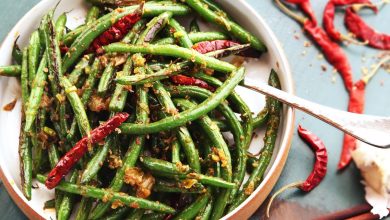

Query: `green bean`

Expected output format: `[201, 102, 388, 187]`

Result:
[86, 0, 138, 6]
[212, 119, 229, 132]
[91, 13, 169, 215]
[62, 25, 84, 46]
[68, 54, 94, 86]
[167, 85, 245, 191]
[61, 76, 91, 136]
[97, 61, 115, 96]
[21, 48, 29, 104]
[93, 13, 170, 216]
[109, 20, 147, 112]
[86, 6, 101, 24]
[62, 2, 191, 73]
[32, 107, 47, 177]
[41, 12, 71, 140]
[47, 142, 63, 212]
[229, 70, 282, 211]
[119, 67, 245, 134]
[37, 174, 176, 213]
[154, 31, 228, 45]
[81, 58, 102, 106]
[12, 41, 22, 64]
[109, 57, 133, 112]
[166, 85, 243, 162]
[89, 79, 149, 219]
[116, 42, 245, 85]
[47, 144, 59, 168]
[101, 207, 130, 220]
[245, 155, 258, 174]
[19, 122, 32, 200]
[141, 212, 166, 220]
[190, 18, 200, 33]
[0, 65, 21, 77]
[80, 134, 116, 183]
[152, 81, 201, 172]
[104, 44, 236, 73]
[126, 209, 144, 220]
[138, 12, 172, 43]
[153, 179, 206, 194]
[24, 55, 47, 132]
[67, 58, 101, 141]
[173, 193, 210, 220]
[141, 157, 234, 189]
[116, 61, 189, 85]
[184, 0, 267, 52]
[253, 107, 269, 128]
[91, 11, 170, 216]
[28, 31, 41, 82]
[58, 171, 78, 220]
[122, 19, 147, 43]
[193, 72, 254, 200]
[168, 18, 193, 48]
[171, 138, 181, 163]
[203, 0, 226, 15]
[196, 196, 213, 220]
[75, 198, 93, 220]
[44, 199, 56, 209]
[55, 13, 67, 41]
[41, 13, 63, 92]
[173, 99, 232, 219]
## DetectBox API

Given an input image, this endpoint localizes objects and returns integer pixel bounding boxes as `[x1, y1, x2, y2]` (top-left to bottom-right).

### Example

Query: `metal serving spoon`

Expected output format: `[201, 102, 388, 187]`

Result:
[242, 83, 390, 149]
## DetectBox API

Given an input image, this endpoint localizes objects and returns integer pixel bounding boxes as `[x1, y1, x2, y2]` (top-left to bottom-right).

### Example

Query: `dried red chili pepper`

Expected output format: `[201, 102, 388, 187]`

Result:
[323, 0, 376, 43]
[87, 4, 143, 54]
[266, 125, 328, 217]
[304, 20, 354, 92]
[192, 40, 260, 58]
[60, 45, 69, 54]
[45, 112, 129, 189]
[170, 75, 215, 92]
[338, 80, 365, 170]
[345, 7, 390, 50]
[284, 0, 318, 24]
[276, 0, 354, 92]
[337, 56, 390, 169]
[192, 40, 239, 54]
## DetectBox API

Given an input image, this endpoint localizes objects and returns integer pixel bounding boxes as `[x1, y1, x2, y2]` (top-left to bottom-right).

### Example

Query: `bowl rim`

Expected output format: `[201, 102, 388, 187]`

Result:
[0, 0, 295, 219]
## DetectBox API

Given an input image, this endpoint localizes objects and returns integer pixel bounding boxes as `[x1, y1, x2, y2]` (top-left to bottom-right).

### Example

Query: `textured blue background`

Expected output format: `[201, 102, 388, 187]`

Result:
[1, 0, 389, 219]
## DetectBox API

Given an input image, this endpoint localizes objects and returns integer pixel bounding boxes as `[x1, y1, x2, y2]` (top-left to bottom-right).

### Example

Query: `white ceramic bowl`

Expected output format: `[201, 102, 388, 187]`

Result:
[0, 0, 295, 219]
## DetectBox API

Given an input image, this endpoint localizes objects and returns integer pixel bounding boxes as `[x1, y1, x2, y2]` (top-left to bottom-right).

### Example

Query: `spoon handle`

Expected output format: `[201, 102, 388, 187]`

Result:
[243, 83, 390, 149]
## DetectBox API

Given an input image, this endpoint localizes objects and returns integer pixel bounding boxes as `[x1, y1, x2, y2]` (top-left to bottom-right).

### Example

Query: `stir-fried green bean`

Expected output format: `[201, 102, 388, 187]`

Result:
[140, 157, 235, 189]
[229, 70, 282, 211]
[173, 193, 210, 220]
[0, 65, 21, 77]
[119, 67, 245, 134]
[11, 2, 281, 218]
[104, 44, 236, 73]
[153, 81, 201, 172]
[24, 55, 47, 132]
[184, 0, 267, 52]
[27, 31, 41, 82]
[36, 174, 175, 213]
[62, 2, 191, 73]
[154, 31, 228, 45]
[86, 6, 101, 24]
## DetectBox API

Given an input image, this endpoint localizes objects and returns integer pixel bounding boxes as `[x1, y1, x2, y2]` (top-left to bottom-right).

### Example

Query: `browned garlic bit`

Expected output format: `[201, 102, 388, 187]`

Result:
[124, 167, 155, 198]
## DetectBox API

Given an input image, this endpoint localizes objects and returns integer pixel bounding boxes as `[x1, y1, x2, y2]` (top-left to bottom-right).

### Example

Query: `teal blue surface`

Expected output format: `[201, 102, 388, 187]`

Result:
[1, 0, 389, 219]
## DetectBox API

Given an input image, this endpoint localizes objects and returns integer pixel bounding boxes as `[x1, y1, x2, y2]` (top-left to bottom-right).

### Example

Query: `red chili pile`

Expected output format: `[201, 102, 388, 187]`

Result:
[275, 0, 389, 170]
